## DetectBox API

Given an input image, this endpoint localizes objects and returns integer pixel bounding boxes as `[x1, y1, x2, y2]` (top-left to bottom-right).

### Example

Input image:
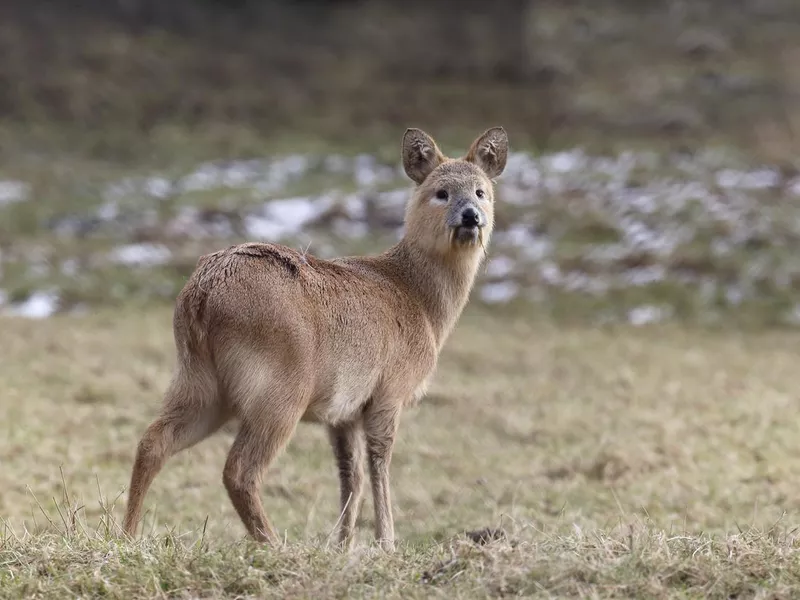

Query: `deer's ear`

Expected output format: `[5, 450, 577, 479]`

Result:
[464, 127, 508, 179]
[402, 128, 445, 185]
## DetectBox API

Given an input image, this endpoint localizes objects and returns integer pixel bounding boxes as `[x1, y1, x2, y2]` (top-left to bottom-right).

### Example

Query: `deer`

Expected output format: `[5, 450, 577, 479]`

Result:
[121, 126, 508, 552]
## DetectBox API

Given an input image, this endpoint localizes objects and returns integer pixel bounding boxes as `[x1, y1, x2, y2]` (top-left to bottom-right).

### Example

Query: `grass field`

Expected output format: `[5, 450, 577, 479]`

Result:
[3, 307, 800, 598]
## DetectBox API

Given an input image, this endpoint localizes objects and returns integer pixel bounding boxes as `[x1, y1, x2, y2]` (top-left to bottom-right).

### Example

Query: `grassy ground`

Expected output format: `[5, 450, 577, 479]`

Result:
[3, 307, 800, 597]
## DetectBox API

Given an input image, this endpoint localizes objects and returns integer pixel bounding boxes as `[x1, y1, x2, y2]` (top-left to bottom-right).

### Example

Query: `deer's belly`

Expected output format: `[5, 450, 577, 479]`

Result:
[303, 365, 382, 426]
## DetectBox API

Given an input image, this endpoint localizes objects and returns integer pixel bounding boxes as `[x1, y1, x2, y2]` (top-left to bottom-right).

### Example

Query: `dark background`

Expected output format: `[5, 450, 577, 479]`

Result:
[3, 0, 798, 161]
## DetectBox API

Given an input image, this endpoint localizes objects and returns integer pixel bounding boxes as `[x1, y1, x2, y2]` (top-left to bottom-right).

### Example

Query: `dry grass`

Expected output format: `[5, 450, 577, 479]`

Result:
[2, 307, 800, 597]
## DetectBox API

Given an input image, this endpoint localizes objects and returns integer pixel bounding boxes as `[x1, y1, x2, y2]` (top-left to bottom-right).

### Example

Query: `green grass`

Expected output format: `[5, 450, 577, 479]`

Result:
[3, 308, 800, 597]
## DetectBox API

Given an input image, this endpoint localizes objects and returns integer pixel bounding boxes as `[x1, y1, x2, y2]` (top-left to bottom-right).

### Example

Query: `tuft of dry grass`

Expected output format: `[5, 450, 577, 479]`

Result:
[3, 308, 800, 597]
[3, 519, 800, 598]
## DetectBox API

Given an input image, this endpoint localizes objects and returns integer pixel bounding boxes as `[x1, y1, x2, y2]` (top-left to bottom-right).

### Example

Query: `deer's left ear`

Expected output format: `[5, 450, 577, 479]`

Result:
[464, 127, 508, 179]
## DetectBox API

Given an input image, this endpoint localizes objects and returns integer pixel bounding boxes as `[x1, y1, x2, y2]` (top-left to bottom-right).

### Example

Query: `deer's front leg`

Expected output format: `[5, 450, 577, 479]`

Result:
[363, 401, 402, 552]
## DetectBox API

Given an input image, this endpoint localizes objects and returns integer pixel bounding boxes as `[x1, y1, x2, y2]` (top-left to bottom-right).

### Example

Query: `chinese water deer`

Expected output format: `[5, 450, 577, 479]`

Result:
[121, 126, 509, 551]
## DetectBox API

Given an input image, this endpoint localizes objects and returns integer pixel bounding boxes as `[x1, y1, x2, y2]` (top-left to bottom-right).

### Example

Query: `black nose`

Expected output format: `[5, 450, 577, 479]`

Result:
[461, 207, 480, 228]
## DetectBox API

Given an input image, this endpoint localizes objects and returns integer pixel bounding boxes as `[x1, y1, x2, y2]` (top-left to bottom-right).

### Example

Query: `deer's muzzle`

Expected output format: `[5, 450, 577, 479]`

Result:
[447, 201, 485, 246]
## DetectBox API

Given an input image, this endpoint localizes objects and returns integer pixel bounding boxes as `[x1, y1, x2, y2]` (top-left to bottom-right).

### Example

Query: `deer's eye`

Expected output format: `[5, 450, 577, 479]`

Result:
[476, 189, 485, 199]
[435, 189, 448, 201]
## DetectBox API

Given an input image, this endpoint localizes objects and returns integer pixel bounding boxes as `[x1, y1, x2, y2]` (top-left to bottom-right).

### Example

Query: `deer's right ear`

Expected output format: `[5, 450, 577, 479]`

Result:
[402, 128, 445, 185]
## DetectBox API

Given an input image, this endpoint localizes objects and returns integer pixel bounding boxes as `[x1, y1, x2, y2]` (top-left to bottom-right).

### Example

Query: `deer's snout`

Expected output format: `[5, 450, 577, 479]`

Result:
[447, 200, 485, 230]
[461, 206, 481, 229]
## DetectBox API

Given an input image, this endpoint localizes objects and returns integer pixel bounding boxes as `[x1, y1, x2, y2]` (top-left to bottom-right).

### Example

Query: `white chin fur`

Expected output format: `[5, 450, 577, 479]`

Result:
[450, 227, 481, 247]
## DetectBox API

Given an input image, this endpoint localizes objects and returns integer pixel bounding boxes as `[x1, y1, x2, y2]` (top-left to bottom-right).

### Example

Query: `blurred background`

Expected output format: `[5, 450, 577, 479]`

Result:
[6, 6, 800, 591]
[2, 0, 800, 326]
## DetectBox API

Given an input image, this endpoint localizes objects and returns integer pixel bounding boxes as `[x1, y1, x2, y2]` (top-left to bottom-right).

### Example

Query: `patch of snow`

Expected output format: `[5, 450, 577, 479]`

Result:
[503, 153, 541, 188]
[627, 305, 671, 326]
[480, 281, 519, 304]
[247, 195, 334, 240]
[61, 259, 80, 276]
[6, 291, 59, 319]
[0, 180, 30, 206]
[255, 155, 312, 194]
[496, 225, 552, 261]
[724, 285, 744, 306]
[716, 168, 779, 190]
[485, 256, 515, 279]
[342, 194, 367, 220]
[174, 157, 311, 196]
[109, 243, 172, 267]
[543, 149, 586, 174]
[96, 200, 120, 221]
[583, 276, 610, 296]
[353, 154, 380, 187]
[144, 177, 173, 199]
[539, 261, 562, 285]
[243, 214, 285, 240]
[499, 185, 537, 205]
[623, 265, 667, 287]
[376, 188, 409, 208]
[627, 192, 658, 214]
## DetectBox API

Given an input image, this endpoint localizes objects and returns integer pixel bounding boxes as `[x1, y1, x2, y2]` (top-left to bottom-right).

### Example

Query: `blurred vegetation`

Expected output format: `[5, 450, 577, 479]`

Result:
[3, 0, 800, 324]
[1, 0, 799, 163]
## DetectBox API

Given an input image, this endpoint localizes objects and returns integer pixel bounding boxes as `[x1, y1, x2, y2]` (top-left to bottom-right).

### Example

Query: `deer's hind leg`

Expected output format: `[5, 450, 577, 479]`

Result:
[222, 415, 301, 544]
[123, 365, 229, 538]
[219, 355, 308, 544]
[328, 420, 366, 549]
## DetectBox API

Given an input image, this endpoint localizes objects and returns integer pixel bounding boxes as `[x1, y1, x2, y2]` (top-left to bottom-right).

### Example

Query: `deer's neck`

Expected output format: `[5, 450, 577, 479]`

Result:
[385, 239, 483, 348]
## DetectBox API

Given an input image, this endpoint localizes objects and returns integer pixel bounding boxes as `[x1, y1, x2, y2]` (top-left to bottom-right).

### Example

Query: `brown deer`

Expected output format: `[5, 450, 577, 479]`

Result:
[121, 126, 508, 551]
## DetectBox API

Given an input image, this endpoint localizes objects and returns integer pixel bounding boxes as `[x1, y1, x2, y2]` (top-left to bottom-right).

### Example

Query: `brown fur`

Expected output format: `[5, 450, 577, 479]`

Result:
[121, 127, 509, 551]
